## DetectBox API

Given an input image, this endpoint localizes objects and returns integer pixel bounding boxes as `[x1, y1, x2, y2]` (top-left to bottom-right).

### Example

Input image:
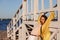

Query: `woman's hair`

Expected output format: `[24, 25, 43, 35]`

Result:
[40, 15, 47, 21]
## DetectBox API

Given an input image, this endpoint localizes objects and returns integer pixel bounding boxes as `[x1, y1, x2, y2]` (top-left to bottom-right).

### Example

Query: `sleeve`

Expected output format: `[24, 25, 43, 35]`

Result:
[42, 11, 55, 33]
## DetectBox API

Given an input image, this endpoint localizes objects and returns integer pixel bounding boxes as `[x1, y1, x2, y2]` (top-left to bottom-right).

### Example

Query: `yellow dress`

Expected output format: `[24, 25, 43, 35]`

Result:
[38, 11, 55, 40]
[28, 11, 55, 40]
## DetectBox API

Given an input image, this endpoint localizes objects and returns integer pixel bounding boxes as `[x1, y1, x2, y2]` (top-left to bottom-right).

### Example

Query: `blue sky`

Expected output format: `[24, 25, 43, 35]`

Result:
[0, 0, 22, 18]
[0, 0, 56, 18]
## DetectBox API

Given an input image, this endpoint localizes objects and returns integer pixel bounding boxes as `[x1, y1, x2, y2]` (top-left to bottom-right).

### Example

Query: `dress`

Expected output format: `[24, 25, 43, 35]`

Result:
[28, 25, 41, 40]
[28, 35, 41, 40]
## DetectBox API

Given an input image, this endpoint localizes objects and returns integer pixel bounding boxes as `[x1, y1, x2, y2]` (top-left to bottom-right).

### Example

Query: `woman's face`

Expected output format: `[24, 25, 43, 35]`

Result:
[40, 17, 45, 25]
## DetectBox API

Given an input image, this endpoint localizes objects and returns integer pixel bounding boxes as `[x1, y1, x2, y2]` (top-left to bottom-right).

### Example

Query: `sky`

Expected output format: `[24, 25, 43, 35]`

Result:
[0, 0, 56, 18]
[0, 0, 22, 18]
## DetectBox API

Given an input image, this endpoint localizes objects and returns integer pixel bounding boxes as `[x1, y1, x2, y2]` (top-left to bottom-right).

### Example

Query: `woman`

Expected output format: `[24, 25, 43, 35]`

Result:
[28, 11, 55, 40]
[28, 15, 47, 40]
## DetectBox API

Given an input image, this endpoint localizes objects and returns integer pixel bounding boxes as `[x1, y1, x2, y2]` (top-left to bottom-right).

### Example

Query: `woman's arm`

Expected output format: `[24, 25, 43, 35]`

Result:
[42, 11, 55, 34]
[31, 25, 41, 36]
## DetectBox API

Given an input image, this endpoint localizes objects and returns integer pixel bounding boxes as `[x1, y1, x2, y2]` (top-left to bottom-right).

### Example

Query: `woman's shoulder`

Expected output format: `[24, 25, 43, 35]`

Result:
[34, 24, 41, 29]
[31, 24, 41, 36]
